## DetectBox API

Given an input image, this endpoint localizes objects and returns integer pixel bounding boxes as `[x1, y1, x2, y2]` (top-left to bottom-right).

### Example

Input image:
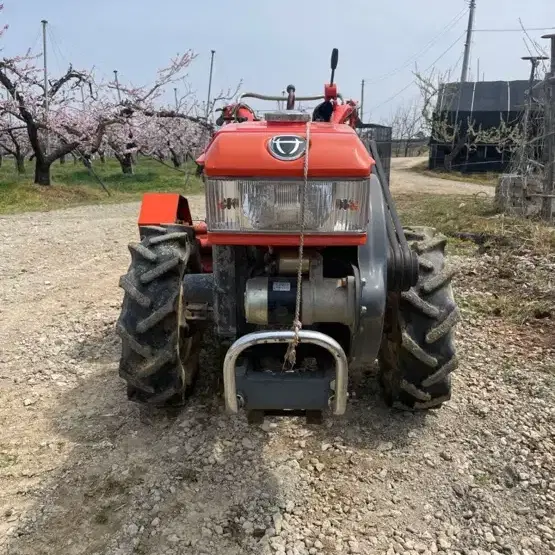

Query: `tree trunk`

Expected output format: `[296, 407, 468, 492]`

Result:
[0, 153, 3, 168]
[171, 153, 182, 168]
[119, 154, 134, 174]
[99, 152, 106, 164]
[60, 154, 66, 165]
[16, 154, 25, 175]
[34, 158, 52, 186]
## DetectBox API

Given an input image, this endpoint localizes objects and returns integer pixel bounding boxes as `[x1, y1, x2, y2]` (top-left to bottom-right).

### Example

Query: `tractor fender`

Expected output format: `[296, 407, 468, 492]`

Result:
[137, 193, 193, 227]
[350, 174, 388, 367]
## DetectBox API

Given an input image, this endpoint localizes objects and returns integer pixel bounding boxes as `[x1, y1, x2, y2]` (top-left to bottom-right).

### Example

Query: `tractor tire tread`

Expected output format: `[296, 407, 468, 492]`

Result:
[401, 290, 439, 319]
[129, 242, 158, 262]
[136, 293, 179, 334]
[133, 345, 177, 378]
[141, 225, 168, 234]
[425, 306, 460, 344]
[379, 226, 459, 410]
[148, 231, 190, 245]
[119, 274, 151, 309]
[401, 331, 438, 367]
[420, 266, 457, 295]
[116, 224, 200, 407]
[139, 257, 181, 285]
[116, 322, 153, 359]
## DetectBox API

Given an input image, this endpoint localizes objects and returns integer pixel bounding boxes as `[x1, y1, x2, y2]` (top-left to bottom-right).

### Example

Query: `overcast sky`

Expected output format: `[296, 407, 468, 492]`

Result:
[3, 1, 555, 123]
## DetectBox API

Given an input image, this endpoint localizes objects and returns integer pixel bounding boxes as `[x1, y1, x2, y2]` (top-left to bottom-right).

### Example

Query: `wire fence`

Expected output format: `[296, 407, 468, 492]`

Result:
[356, 123, 392, 185]
[494, 90, 552, 220]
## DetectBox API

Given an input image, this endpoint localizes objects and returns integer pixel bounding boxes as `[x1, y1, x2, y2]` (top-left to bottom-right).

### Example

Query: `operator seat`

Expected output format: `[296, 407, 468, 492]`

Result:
[312, 100, 334, 122]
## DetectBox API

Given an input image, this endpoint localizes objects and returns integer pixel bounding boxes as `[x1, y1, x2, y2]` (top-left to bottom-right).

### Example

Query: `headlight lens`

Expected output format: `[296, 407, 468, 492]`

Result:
[205, 178, 369, 233]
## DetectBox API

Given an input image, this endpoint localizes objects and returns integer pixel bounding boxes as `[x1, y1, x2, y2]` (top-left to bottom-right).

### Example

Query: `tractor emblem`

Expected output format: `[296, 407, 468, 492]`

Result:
[268, 135, 306, 161]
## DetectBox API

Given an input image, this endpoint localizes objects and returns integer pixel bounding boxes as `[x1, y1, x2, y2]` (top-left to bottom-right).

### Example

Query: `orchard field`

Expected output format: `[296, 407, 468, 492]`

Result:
[0, 156, 203, 214]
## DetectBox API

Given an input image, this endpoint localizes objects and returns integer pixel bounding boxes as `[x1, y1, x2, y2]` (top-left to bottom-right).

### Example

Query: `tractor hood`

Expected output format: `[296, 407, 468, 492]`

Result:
[200, 121, 374, 179]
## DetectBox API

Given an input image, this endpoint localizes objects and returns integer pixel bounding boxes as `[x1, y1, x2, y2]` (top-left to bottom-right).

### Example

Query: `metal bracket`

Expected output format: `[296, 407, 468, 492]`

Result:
[184, 302, 213, 321]
[223, 330, 349, 415]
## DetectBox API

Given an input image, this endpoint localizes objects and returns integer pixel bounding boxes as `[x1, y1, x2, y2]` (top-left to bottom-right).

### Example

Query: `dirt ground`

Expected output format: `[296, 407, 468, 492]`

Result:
[1, 160, 553, 555]
[389, 157, 494, 197]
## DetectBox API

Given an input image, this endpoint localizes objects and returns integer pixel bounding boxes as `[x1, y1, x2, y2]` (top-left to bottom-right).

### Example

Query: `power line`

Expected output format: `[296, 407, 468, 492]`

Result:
[452, 50, 465, 75]
[48, 23, 113, 84]
[368, 31, 466, 113]
[474, 27, 555, 32]
[518, 18, 550, 66]
[46, 25, 72, 68]
[47, 27, 68, 75]
[364, 6, 469, 84]
[29, 29, 42, 54]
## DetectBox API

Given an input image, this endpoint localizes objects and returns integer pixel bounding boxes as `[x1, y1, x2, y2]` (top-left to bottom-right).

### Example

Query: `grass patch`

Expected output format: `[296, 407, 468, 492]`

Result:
[410, 160, 499, 186]
[397, 192, 555, 327]
[457, 291, 555, 325]
[0, 156, 203, 215]
[396, 193, 555, 254]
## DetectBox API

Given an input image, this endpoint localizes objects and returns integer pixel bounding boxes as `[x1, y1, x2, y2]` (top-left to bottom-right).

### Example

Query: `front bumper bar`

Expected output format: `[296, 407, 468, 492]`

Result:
[223, 330, 349, 415]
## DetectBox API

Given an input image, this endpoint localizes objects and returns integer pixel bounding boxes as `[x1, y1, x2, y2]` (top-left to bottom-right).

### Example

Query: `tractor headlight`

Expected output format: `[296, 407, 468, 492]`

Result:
[205, 178, 369, 233]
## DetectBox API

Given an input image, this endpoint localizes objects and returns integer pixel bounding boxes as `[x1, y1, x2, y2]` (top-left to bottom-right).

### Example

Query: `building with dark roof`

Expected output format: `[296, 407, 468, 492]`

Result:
[429, 80, 543, 173]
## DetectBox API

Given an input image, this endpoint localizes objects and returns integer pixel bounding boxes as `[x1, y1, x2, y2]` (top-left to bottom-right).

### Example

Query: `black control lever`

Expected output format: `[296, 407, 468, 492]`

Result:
[330, 48, 339, 85]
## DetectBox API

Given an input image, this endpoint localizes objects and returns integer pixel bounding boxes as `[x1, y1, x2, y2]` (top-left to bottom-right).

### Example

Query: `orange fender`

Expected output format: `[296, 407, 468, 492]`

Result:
[138, 193, 194, 226]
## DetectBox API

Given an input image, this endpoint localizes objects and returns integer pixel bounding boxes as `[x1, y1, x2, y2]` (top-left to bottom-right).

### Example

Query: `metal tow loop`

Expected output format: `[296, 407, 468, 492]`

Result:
[284, 121, 311, 369]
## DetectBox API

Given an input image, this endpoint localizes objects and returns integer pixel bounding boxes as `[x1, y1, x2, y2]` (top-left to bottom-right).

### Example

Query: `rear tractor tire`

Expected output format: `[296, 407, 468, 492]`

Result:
[379, 227, 460, 410]
[116, 225, 203, 407]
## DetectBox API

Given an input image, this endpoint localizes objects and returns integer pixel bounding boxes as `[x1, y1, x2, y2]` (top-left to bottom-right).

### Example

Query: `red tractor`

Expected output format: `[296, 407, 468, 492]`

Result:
[116, 49, 459, 422]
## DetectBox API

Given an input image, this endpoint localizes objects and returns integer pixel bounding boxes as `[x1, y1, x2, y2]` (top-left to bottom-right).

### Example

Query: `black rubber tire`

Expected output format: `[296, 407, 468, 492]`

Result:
[379, 227, 460, 410]
[116, 225, 202, 407]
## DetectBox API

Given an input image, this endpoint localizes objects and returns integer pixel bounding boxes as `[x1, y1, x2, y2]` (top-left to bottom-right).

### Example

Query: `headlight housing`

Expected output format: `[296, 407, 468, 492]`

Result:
[205, 178, 369, 233]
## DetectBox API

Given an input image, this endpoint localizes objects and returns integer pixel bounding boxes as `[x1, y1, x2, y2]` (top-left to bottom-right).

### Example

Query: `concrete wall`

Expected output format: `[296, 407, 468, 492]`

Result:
[494, 174, 544, 217]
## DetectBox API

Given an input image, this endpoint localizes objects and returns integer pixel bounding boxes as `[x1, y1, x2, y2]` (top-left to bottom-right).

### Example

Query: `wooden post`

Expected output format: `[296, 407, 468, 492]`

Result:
[541, 34, 555, 221]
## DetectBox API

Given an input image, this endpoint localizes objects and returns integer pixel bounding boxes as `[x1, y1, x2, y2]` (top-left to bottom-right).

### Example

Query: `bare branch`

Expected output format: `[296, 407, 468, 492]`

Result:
[48, 65, 91, 99]
[109, 51, 197, 105]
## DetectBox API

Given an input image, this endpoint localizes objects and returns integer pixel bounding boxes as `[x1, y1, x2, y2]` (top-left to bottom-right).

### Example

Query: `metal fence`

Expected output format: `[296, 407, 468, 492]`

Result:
[356, 123, 392, 185]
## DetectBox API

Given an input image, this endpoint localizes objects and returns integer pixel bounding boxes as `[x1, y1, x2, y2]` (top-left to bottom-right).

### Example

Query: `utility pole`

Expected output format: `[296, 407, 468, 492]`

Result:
[541, 34, 555, 220]
[41, 19, 49, 155]
[174, 87, 179, 112]
[113, 69, 122, 103]
[205, 49, 215, 120]
[460, 0, 476, 83]
[360, 79, 365, 123]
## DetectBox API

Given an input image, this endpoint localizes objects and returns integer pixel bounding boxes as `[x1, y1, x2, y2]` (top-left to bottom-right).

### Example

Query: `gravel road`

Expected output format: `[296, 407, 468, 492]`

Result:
[1, 161, 553, 555]
[389, 157, 495, 197]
